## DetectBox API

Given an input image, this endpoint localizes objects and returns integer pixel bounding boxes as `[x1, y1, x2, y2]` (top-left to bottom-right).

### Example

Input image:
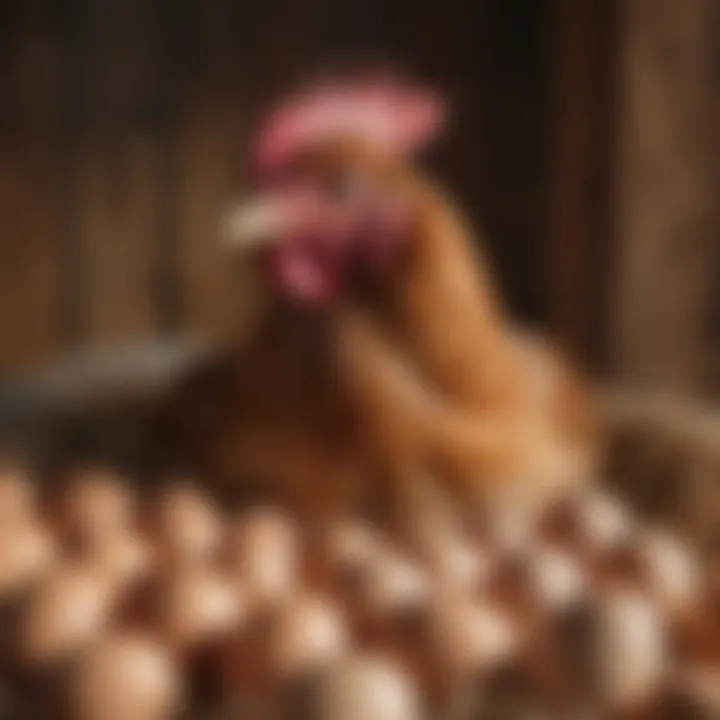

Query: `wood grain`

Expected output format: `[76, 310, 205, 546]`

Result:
[612, 0, 719, 394]
[0, 4, 63, 373]
[548, 0, 617, 369]
[77, 135, 157, 345]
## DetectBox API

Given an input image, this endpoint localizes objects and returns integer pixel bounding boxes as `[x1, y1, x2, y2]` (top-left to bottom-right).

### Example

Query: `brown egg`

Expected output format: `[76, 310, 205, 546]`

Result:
[226, 508, 299, 609]
[156, 566, 244, 652]
[315, 653, 422, 720]
[269, 593, 350, 679]
[68, 631, 182, 720]
[423, 533, 491, 595]
[635, 528, 701, 617]
[524, 544, 588, 615]
[358, 550, 429, 619]
[317, 521, 384, 603]
[676, 664, 720, 717]
[428, 591, 520, 677]
[88, 532, 154, 598]
[0, 522, 56, 599]
[217, 620, 276, 718]
[483, 503, 538, 558]
[0, 467, 37, 527]
[575, 489, 634, 552]
[326, 521, 381, 574]
[674, 564, 720, 667]
[56, 468, 134, 547]
[151, 483, 222, 568]
[17, 564, 114, 668]
[592, 588, 669, 713]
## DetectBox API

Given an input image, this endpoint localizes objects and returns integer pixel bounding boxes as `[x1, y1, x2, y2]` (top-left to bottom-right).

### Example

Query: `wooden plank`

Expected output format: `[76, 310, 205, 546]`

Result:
[0, 154, 62, 373]
[174, 1, 278, 344]
[176, 102, 260, 344]
[548, 0, 617, 369]
[77, 135, 157, 345]
[0, 4, 64, 373]
[72, 0, 161, 348]
[709, 7, 720, 398]
[612, 0, 719, 393]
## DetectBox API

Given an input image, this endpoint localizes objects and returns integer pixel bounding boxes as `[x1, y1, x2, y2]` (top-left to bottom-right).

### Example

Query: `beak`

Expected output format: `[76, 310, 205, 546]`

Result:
[221, 197, 287, 249]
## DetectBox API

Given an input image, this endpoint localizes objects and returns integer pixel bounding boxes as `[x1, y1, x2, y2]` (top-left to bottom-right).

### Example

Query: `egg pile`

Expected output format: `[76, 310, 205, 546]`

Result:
[0, 466, 718, 720]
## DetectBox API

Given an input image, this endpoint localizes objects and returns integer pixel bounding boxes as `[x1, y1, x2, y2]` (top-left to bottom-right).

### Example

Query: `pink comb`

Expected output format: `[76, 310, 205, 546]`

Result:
[253, 75, 446, 174]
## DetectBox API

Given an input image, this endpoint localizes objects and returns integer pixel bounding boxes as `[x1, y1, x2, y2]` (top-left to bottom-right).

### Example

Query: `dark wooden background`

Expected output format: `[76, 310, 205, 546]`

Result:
[0, 0, 717, 397]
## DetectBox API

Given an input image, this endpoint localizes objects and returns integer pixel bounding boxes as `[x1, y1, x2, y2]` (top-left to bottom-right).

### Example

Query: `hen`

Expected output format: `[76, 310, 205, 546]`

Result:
[156, 76, 599, 535]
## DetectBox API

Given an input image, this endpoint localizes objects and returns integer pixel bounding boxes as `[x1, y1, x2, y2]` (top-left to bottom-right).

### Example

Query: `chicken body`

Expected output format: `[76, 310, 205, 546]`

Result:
[326, 156, 599, 530]
[157, 82, 599, 536]
[152, 303, 364, 523]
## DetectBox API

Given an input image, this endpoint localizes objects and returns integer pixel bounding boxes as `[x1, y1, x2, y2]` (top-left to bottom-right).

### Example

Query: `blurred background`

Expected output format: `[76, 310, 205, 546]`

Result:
[0, 0, 717, 394]
[0, 6, 718, 717]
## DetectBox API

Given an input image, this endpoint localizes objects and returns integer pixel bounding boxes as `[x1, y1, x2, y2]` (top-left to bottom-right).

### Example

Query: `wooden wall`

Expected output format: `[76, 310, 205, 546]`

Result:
[611, 0, 720, 397]
[0, 0, 555, 376]
[0, 0, 717, 397]
[548, 0, 617, 369]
